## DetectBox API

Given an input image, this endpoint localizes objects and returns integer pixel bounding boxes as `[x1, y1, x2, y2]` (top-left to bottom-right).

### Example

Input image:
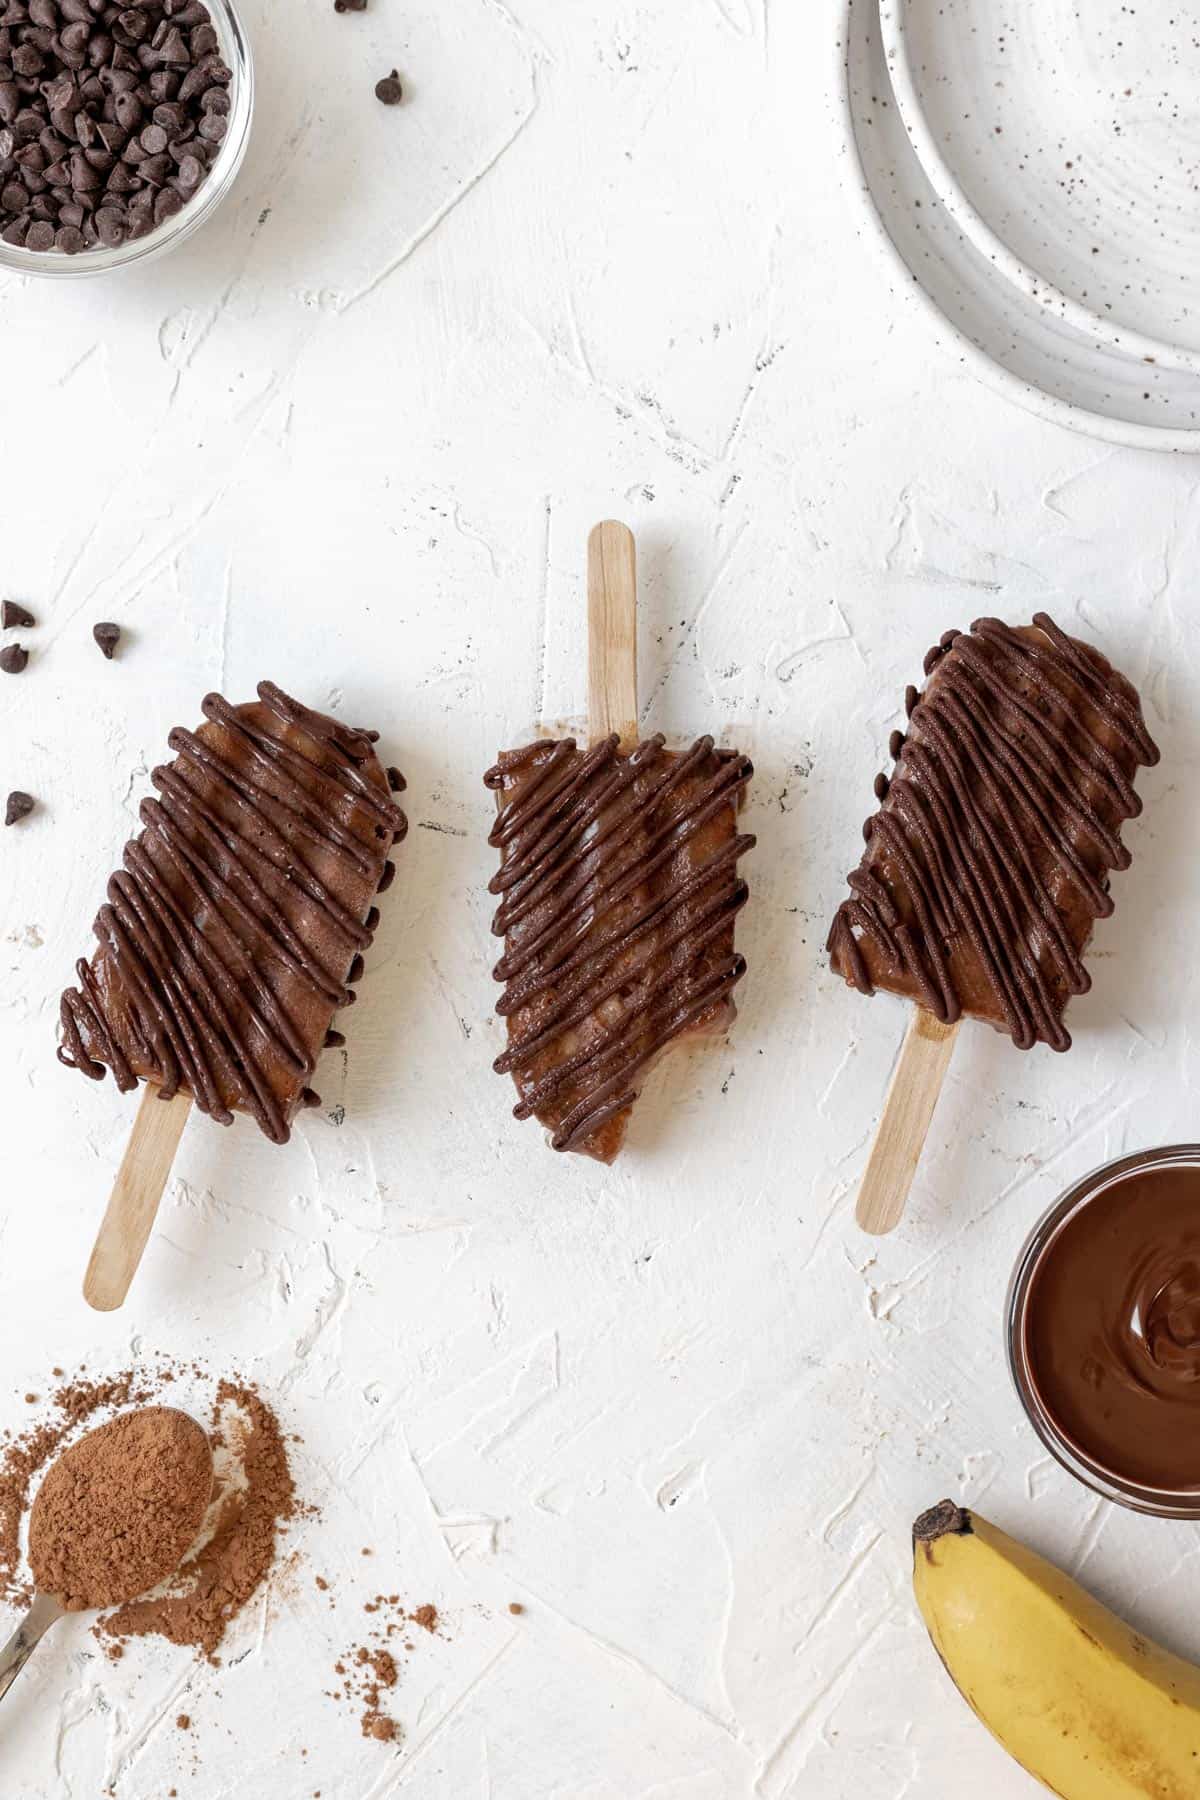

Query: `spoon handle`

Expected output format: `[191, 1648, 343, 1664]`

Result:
[0, 1593, 63, 1704]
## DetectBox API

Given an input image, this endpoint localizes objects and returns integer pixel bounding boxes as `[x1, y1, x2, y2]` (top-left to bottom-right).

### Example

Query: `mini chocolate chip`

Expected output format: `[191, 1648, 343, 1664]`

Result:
[365, 906, 380, 931]
[374, 68, 402, 105]
[386, 765, 405, 791]
[323, 1028, 345, 1048]
[152, 182, 180, 221]
[301, 1087, 321, 1108]
[334, 0, 367, 10]
[94, 202, 123, 241]
[54, 219, 82, 249]
[196, 107, 223, 141]
[1, 216, 26, 243]
[4, 790, 34, 825]
[173, 150, 199, 186]
[138, 119, 165, 152]
[92, 620, 120, 657]
[1, 600, 33, 628]
[114, 90, 140, 130]
[348, 954, 365, 983]
[0, 643, 28, 673]
[377, 859, 395, 893]
[24, 216, 52, 246]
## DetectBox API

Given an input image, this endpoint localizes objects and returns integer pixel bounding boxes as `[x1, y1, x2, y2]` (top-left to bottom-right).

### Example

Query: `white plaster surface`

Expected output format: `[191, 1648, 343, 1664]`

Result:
[0, 1, 1196, 1794]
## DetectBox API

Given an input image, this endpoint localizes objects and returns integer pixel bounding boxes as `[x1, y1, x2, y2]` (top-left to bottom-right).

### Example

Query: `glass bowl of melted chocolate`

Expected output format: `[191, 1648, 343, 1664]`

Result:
[0, 0, 252, 274]
[1008, 1146, 1200, 1518]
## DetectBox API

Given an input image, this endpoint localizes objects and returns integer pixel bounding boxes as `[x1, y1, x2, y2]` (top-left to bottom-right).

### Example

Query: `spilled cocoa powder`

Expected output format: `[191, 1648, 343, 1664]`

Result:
[29, 1407, 212, 1611]
[0, 1365, 298, 1663]
[101, 1380, 297, 1662]
[329, 1590, 444, 1743]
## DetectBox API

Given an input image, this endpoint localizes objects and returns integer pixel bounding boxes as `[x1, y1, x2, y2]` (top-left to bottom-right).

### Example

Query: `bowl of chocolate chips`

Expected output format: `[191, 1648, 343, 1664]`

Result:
[0, 0, 251, 272]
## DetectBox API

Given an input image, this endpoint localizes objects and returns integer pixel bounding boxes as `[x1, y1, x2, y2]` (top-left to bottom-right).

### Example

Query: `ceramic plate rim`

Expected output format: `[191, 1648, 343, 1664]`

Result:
[881, 0, 1200, 376]
[835, 0, 1200, 454]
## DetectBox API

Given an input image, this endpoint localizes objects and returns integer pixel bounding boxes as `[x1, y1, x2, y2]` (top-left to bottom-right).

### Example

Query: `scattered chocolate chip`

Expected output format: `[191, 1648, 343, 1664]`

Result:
[348, 954, 365, 984]
[386, 765, 405, 792]
[1, 601, 34, 630]
[92, 621, 121, 659]
[377, 859, 395, 893]
[0, 644, 28, 675]
[374, 69, 402, 105]
[334, 0, 368, 10]
[324, 1028, 346, 1048]
[4, 791, 34, 826]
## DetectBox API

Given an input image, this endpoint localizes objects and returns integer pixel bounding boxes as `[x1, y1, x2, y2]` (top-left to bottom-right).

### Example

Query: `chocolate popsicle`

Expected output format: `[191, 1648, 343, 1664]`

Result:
[485, 732, 755, 1162]
[59, 683, 406, 1143]
[827, 613, 1159, 1051]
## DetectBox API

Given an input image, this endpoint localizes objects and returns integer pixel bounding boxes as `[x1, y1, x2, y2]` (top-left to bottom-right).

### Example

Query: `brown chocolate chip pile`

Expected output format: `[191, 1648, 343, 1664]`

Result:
[0, 0, 233, 255]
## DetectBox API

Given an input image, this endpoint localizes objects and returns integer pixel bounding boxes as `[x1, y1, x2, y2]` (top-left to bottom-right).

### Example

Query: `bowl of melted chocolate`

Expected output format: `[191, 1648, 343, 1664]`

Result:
[1008, 1146, 1200, 1517]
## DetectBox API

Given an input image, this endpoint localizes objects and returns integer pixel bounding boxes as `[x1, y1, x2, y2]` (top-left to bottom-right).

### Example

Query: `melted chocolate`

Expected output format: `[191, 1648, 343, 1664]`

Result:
[1022, 1161, 1200, 1493]
[58, 683, 407, 1143]
[827, 613, 1159, 1050]
[485, 734, 755, 1162]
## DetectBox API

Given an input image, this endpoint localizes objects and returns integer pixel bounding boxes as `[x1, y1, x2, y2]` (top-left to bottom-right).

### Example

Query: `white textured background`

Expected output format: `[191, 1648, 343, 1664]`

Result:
[0, 0, 1197, 1794]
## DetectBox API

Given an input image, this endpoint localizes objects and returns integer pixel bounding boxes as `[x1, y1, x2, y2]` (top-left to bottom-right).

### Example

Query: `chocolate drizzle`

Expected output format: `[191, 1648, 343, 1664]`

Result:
[827, 613, 1159, 1051]
[485, 733, 754, 1161]
[58, 683, 406, 1143]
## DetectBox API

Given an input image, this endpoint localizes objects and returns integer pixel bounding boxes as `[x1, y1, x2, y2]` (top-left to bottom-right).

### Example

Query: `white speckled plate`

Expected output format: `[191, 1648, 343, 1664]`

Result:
[839, 0, 1200, 450]
[883, 0, 1200, 370]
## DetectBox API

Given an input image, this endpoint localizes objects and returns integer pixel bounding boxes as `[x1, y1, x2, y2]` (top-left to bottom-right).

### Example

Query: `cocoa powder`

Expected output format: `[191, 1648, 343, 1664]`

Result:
[0, 1369, 156, 1606]
[29, 1408, 212, 1611]
[102, 1379, 297, 1662]
[1, 1366, 298, 1666]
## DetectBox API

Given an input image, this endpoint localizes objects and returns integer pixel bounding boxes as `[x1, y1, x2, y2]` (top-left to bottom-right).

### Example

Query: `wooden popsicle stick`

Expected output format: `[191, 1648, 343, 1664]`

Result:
[855, 1008, 959, 1235]
[83, 1084, 193, 1311]
[587, 520, 638, 749]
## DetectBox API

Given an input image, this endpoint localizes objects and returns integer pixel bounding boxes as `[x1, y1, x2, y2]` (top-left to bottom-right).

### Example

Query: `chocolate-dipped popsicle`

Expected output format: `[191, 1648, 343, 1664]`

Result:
[485, 733, 755, 1162]
[59, 682, 407, 1144]
[484, 520, 755, 1164]
[827, 613, 1159, 1234]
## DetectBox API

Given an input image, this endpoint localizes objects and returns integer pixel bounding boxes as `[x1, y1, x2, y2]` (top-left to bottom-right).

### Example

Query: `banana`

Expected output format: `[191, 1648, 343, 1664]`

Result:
[912, 1499, 1200, 1798]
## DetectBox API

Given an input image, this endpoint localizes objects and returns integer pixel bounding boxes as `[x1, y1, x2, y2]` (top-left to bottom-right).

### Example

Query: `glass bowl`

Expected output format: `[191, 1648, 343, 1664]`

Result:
[0, 0, 253, 279]
[1006, 1144, 1200, 1520]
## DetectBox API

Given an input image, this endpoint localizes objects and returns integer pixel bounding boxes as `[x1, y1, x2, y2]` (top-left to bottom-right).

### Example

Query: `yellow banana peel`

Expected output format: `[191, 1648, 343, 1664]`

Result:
[912, 1499, 1200, 1799]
